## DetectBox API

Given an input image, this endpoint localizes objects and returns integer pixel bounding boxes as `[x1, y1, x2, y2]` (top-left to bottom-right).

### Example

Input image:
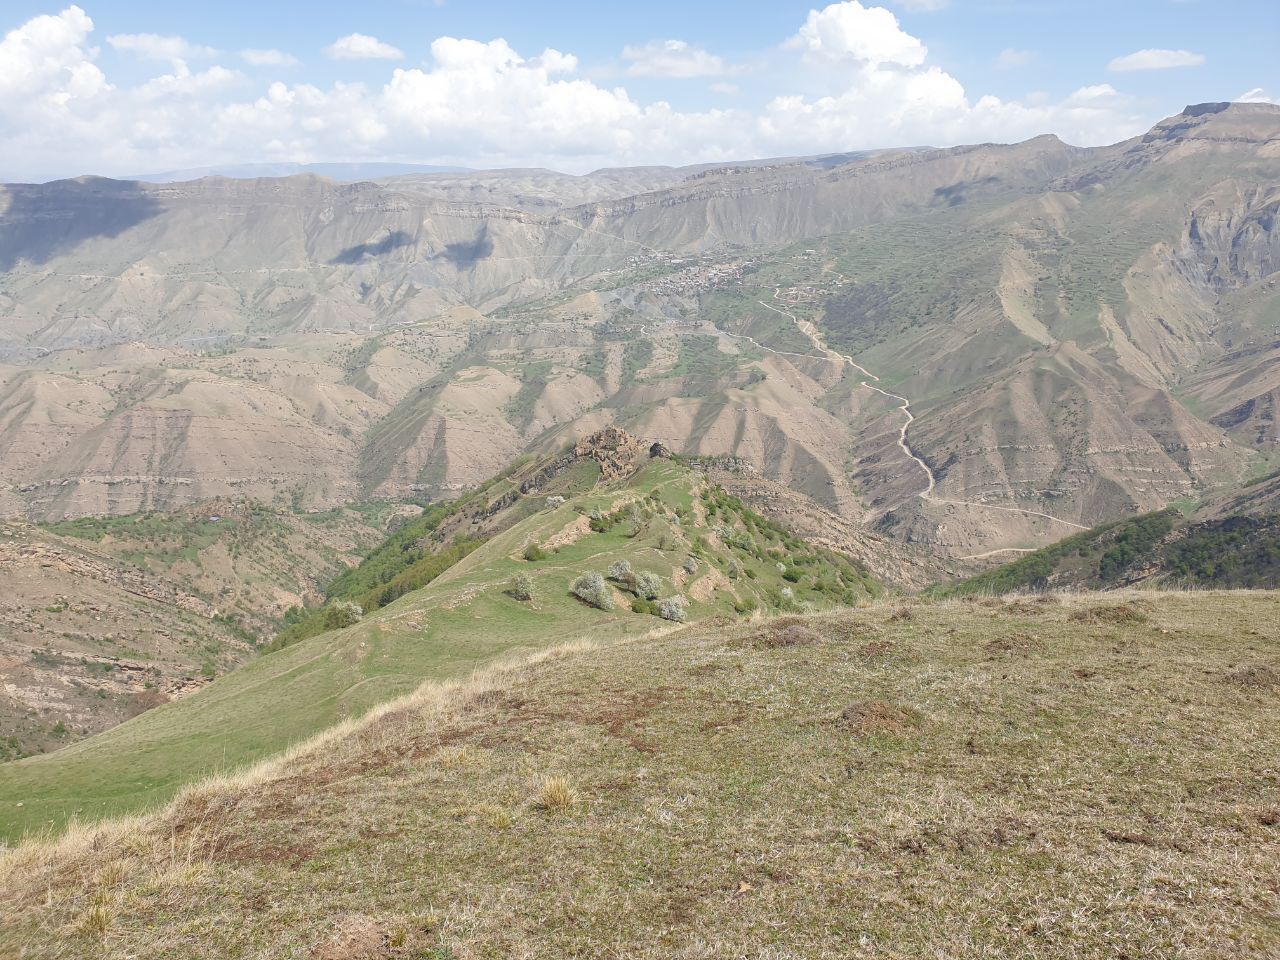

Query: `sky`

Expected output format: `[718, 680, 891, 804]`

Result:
[0, 0, 1275, 181]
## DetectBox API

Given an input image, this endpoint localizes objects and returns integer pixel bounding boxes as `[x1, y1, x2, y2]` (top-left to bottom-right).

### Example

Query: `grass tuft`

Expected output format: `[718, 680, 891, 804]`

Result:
[536, 776, 578, 813]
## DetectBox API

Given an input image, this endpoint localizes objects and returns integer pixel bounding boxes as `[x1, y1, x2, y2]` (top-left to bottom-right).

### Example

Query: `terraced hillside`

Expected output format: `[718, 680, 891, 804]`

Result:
[1, 591, 1276, 957]
[0, 436, 880, 840]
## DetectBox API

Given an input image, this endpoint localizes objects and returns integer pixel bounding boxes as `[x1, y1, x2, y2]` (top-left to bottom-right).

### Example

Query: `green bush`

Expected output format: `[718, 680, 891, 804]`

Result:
[523, 543, 548, 562]
[570, 572, 613, 611]
[656, 596, 688, 623]
[508, 573, 535, 601]
[321, 600, 362, 630]
[635, 571, 663, 600]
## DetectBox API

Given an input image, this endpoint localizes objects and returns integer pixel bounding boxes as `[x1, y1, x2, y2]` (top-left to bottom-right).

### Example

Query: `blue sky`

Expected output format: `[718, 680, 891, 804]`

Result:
[0, 1, 1275, 180]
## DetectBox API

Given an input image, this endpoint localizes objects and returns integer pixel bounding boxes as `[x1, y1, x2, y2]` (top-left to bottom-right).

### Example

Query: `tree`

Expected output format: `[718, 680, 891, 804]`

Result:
[570, 572, 613, 610]
[509, 572, 535, 601]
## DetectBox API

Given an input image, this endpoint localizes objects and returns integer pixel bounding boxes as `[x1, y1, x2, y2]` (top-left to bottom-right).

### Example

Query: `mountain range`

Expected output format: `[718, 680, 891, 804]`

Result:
[2, 99, 1279, 956]
[1, 102, 1276, 568]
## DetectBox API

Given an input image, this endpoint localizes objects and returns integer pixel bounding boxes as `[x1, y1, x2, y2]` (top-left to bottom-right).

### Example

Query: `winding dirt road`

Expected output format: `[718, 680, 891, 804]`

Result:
[732, 290, 1088, 536]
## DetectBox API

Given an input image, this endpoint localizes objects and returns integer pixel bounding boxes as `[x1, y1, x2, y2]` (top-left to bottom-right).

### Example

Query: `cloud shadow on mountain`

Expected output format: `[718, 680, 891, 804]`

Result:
[0, 178, 164, 273]
[433, 226, 493, 267]
[330, 230, 414, 265]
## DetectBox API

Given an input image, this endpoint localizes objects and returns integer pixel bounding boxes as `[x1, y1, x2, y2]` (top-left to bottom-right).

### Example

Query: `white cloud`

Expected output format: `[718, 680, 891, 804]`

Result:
[107, 33, 216, 62]
[1065, 83, 1120, 103]
[996, 48, 1035, 69]
[1237, 87, 1274, 104]
[0, 4, 1163, 181]
[622, 40, 727, 78]
[0, 5, 107, 102]
[325, 33, 404, 61]
[1108, 48, 1205, 72]
[136, 64, 241, 101]
[892, 0, 949, 10]
[242, 48, 299, 67]
[788, 1, 927, 68]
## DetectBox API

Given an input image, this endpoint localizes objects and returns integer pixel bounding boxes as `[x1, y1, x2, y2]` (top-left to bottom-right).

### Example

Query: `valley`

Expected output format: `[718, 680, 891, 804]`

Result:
[0, 100, 1278, 957]
[3, 104, 1276, 564]
[2, 0, 1278, 953]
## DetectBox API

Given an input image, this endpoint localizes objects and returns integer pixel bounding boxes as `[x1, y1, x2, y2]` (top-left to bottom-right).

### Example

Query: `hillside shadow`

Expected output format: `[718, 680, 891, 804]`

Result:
[0, 179, 163, 272]
[330, 230, 414, 265]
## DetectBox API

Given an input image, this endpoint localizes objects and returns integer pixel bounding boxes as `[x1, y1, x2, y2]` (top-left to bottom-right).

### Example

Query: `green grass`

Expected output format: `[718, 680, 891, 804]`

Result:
[0, 459, 875, 842]
[4, 591, 1277, 957]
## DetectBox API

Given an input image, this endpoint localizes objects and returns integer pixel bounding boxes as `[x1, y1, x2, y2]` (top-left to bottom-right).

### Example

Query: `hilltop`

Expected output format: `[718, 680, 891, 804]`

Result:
[1, 590, 1276, 957]
[0, 430, 880, 841]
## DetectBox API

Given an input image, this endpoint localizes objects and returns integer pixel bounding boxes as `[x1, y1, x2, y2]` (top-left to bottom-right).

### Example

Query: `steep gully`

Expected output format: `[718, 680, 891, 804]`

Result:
[646, 288, 1086, 559]
[564, 219, 1085, 558]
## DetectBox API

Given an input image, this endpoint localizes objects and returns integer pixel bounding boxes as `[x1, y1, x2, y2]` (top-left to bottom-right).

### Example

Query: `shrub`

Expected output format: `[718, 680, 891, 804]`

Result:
[656, 596, 688, 622]
[782, 568, 802, 583]
[508, 572, 535, 601]
[631, 597, 658, 615]
[683, 555, 699, 574]
[635, 571, 662, 600]
[321, 600, 363, 630]
[727, 558, 740, 578]
[607, 559, 633, 581]
[523, 543, 548, 562]
[732, 596, 758, 615]
[570, 572, 613, 610]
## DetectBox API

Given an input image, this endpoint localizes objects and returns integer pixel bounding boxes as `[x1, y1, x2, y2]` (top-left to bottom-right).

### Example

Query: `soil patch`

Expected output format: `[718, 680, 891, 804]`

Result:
[1226, 663, 1280, 689]
[838, 699, 919, 736]
[1069, 602, 1149, 625]
[735, 620, 821, 649]
[985, 632, 1041, 655]
[312, 914, 388, 960]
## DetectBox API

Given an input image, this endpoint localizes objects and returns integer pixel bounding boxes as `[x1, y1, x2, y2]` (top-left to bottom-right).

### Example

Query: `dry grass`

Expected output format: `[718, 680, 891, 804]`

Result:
[536, 776, 579, 812]
[2, 591, 1278, 959]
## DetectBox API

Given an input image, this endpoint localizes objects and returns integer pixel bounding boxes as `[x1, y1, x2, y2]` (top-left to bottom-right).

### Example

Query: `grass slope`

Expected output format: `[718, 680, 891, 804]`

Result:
[1, 591, 1276, 957]
[0, 458, 876, 842]
[948, 509, 1280, 595]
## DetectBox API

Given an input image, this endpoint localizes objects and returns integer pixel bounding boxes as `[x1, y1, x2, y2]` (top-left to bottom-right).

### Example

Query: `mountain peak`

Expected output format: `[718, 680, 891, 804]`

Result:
[1141, 99, 1280, 145]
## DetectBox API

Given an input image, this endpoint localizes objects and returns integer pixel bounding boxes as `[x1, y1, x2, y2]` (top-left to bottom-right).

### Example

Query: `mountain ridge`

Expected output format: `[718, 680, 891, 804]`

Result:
[0, 102, 1277, 560]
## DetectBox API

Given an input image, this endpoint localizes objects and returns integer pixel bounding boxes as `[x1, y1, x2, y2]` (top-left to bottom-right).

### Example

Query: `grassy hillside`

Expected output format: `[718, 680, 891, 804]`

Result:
[1, 591, 1276, 957]
[0, 500, 398, 758]
[0, 452, 878, 842]
[948, 508, 1280, 595]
